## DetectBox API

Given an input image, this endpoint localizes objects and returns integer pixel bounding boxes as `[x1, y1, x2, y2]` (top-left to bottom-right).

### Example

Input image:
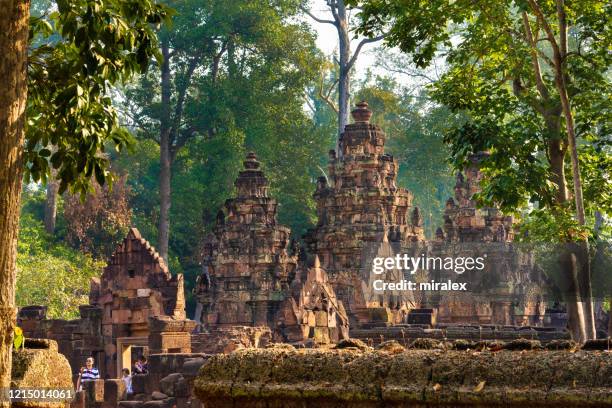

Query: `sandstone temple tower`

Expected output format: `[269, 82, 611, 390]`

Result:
[432, 152, 545, 326]
[439, 151, 514, 243]
[305, 101, 425, 326]
[194, 152, 298, 329]
[194, 152, 349, 343]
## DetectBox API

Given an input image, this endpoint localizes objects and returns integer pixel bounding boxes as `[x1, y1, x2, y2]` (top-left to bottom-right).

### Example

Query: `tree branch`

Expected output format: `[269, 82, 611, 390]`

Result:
[521, 11, 550, 100]
[556, 0, 568, 60]
[328, 0, 341, 24]
[169, 55, 200, 156]
[318, 72, 339, 113]
[346, 33, 386, 71]
[527, 0, 561, 62]
[302, 7, 337, 26]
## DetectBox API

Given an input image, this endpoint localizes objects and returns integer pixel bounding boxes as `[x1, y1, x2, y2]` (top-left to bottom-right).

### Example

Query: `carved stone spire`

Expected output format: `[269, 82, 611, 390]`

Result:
[351, 100, 372, 123]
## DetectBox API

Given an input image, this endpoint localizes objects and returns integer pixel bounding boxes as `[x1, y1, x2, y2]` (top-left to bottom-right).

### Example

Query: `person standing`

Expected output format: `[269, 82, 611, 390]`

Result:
[122, 368, 133, 396]
[76, 357, 100, 391]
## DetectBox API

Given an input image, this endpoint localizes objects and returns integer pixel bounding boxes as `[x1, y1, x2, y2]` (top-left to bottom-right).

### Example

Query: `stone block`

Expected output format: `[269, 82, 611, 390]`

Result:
[181, 357, 207, 377]
[137, 288, 151, 297]
[118, 402, 143, 408]
[83, 379, 105, 406]
[160, 373, 184, 397]
[306, 311, 316, 327]
[314, 311, 328, 327]
[103, 379, 126, 407]
[70, 391, 86, 408]
[151, 391, 168, 400]
[143, 400, 175, 408]
[313, 327, 330, 344]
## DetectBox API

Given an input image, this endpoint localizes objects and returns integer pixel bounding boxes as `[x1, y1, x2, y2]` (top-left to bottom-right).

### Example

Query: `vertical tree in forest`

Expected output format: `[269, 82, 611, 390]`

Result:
[304, 0, 385, 150]
[0, 0, 30, 397]
[525, 0, 594, 338]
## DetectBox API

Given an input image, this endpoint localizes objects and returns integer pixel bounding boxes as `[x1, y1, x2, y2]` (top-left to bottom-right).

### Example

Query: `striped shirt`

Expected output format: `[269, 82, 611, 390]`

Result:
[81, 367, 100, 381]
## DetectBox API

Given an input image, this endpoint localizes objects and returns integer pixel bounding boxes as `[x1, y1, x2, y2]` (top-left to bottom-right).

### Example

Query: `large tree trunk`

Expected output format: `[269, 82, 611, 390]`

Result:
[561, 246, 587, 342]
[555, 79, 595, 339]
[44, 178, 59, 234]
[545, 121, 568, 204]
[545, 118, 588, 341]
[157, 39, 172, 262]
[0, 0, 30, 400]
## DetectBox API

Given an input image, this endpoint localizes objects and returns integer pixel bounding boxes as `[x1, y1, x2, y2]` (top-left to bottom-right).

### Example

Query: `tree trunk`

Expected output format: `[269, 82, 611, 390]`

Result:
[545, 121, 568, 205]
[552, 0, 595, 340]
[561, 247, 587, 342]
[0, 0, 30, 400]
[336, 0, 350, 154]
[44, 178, 59, 234]
[158, 39, 172, 262]
[554, 57, 595, 340]
[543, 117, 590, 341]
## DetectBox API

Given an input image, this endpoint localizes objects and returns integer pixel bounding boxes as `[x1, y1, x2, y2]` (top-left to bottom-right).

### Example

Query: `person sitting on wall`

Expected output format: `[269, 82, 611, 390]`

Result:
[122, 368, 133, 395]
[133, 355, 149, 374]
[76, 357, 100, 390]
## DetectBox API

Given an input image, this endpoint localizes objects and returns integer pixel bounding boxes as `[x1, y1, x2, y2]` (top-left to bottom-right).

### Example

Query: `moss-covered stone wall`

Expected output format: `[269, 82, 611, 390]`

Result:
[194, 346, 611, 407]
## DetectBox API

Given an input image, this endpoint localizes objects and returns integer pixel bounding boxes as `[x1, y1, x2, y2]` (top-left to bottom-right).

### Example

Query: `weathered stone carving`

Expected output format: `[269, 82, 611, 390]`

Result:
[279, 256, 349, 343]
[194, 152, 348, 344]
[431, 152, 545, 325]
[304, 101, 424, 326]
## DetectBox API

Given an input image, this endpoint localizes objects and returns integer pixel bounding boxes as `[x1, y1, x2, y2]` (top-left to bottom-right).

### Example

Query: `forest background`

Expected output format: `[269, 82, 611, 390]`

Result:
[17, 0, 610, 319]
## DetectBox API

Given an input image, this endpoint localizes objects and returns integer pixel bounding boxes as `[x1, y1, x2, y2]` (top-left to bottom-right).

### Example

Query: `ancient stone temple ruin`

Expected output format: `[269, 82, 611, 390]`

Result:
[18, 228, 193, 379]
[305, 101, 424, 326]
[439, 151, 514, 243]
[13, 102, 591, 408]
[429, 152, 546, 326]
[194, 152, 349, 344]
[195, 152, 298, 328]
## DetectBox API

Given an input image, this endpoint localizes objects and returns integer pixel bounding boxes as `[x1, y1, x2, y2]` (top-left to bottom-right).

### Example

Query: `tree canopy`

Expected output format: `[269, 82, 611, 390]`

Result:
[27, 0, 169, 194]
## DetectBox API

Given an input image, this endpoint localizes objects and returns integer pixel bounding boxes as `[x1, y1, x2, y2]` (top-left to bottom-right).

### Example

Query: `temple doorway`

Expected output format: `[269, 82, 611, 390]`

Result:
[116, 336, 148, 378]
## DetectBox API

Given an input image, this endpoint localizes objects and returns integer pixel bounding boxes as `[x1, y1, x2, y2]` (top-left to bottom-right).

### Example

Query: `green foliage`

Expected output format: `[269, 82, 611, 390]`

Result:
[349, 0, 611, 241]
[115, 0, 327, 314]
[16, 212, 104, 319]
[26, 0, 169, 195]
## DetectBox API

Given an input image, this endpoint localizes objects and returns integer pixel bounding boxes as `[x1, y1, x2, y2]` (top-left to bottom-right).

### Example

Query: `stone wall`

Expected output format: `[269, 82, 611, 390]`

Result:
[194, 347, 612, 407]
[17, 305, 104, 381]
[349, 324, 571, 346]
[191, 326, 272, 354]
